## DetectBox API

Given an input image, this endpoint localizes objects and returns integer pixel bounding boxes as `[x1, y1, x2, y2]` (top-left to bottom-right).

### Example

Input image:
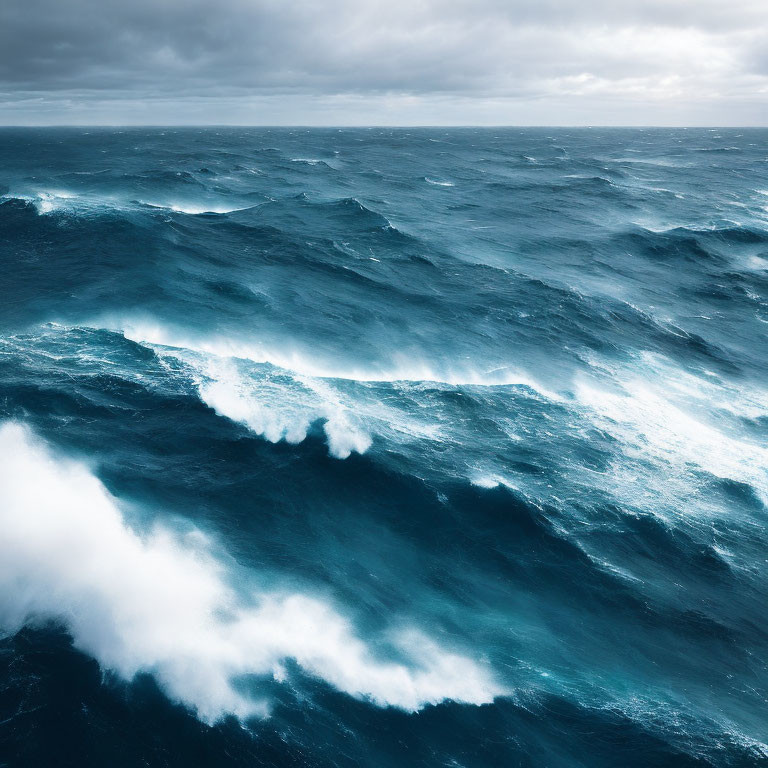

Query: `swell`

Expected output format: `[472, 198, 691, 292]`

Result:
[3, 127, 768, 767]
[4, 188, 758, 394]
[1, 325, 767, 762]
[0, 405, 764, 762]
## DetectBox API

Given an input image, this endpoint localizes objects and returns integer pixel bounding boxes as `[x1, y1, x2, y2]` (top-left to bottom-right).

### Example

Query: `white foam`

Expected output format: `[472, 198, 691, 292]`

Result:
[36, 191, 78, 214]
[195, 357, 371, 459]
[199, 360, 311, 445]
[469, 473, 519, 491]
[575, 355, 768, 500]
[6, 189, 133, 216]
[295, 374, 373, 458]
[425, 177, 455, 187]
[8, 190, 79, 214]
[746, 255, 768, 271]
[5, 190, 248, 217]
[142, 201, 249, 215]
[96, 318, 563, 459]
[114, 319, 560, 395]
[0, 423, 503, 723]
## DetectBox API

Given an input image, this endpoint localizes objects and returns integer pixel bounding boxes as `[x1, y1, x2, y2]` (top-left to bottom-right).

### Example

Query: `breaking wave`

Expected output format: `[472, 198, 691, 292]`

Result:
[0, 422, 502, 722]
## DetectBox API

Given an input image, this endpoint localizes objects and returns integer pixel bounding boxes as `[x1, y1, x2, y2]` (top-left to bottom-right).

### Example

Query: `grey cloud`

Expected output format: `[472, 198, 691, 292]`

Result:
[0, 0, 766, 124]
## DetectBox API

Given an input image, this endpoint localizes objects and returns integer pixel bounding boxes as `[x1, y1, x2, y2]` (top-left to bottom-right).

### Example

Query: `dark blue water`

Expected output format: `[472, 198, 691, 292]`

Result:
[1, 127, 767, 767]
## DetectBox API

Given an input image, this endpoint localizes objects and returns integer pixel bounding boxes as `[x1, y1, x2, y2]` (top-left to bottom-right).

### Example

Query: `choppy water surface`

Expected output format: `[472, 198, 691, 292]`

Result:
[1, 127, 767, 767]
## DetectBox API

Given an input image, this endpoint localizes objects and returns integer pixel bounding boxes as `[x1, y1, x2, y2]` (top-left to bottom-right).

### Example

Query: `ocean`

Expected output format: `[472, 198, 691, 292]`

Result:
[0, 127, 767, 767]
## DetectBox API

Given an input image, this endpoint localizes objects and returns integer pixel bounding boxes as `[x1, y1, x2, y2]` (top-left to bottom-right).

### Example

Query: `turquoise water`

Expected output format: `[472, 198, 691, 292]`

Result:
[0, 127, 767, 767]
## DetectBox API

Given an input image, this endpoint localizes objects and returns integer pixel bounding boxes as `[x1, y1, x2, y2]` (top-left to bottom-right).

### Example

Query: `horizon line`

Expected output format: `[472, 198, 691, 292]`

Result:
[1, 124, 767, 129]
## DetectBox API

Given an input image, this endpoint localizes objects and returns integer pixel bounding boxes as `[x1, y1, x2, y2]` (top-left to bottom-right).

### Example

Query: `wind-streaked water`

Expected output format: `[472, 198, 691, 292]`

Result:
[1, 127, 767, 767]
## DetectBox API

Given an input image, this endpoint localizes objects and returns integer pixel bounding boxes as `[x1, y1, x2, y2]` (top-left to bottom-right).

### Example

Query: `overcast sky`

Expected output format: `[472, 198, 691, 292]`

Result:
[1, 0, 766, 125]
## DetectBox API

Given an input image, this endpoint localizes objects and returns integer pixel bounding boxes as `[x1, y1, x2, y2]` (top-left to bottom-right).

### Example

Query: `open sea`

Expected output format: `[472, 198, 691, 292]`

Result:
[0, 127, 767, 767]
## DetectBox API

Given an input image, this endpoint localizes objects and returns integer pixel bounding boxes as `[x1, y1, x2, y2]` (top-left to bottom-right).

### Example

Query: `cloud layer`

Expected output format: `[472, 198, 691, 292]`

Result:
[0, 0, 766, 124]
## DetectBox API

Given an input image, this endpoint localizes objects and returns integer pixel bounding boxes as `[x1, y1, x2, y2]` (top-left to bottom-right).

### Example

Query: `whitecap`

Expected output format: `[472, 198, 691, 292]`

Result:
[0, 422, 504, 723]
[575, 353, 768, 502]
[5, 190, 250, 217]
[193, 356, 372, 459]
[35, 190, 77, 213]
[140, 201, 250, 215]
[112, 318, 561, 396]
[8, 190, 79, 215]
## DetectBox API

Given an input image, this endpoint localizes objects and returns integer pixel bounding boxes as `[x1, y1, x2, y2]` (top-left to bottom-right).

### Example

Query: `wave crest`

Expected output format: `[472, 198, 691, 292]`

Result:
[197, 357, 372, 459]
[0, 422, 503, 722]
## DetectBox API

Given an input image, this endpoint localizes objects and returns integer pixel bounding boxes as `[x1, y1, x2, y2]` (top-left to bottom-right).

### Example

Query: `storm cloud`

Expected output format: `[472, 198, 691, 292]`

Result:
[1, 0, 766, 124]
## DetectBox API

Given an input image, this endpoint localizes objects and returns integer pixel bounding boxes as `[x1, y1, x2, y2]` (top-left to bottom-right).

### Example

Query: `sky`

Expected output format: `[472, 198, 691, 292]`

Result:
[0, 0, 766, 126]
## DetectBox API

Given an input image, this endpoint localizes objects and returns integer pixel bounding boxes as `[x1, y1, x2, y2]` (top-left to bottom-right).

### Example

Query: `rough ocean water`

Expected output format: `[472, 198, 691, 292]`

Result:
[0, 127, 767, 767]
